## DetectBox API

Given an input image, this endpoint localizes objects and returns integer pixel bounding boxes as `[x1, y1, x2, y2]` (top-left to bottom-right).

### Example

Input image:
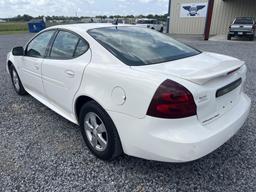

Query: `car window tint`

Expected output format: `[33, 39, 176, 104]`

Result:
[74, 39, 89, 57]
[50, 31, 79, 59]
[26, 30, 55, 57]
[88, 26, 200, 66]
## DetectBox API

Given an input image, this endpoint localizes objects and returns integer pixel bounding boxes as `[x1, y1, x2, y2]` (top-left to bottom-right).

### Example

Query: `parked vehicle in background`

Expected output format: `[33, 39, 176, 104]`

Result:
[228, 17, 255, 41]
[113, 19, 125, 24]
[136, 18, 164, 32]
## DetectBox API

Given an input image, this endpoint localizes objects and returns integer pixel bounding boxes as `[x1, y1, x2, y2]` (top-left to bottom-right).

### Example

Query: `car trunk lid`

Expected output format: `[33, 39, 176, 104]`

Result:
[131, 52, 244, 85]
[131, 52, 246, 124]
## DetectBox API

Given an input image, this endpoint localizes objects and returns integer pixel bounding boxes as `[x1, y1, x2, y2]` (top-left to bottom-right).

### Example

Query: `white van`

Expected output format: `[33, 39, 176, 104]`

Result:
[136, 19, 164, 32]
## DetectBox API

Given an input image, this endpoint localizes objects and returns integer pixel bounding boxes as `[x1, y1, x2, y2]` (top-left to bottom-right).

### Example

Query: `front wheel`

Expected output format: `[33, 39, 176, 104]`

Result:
[249, 35, 254, 41]
[79, 101, 123, 161]
[10, 65, 27, 95]
[227, 35, 231, 40]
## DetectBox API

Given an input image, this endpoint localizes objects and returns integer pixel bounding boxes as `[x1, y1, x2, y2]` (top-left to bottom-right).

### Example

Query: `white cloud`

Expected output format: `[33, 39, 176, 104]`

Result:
[138, 0, 168, 3]
[0, 0, 168, 18]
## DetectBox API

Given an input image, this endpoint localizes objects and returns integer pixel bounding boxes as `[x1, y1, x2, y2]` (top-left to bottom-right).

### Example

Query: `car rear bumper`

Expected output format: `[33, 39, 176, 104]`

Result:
[228, 31, 254, 36]
[109, 93, 251, 162]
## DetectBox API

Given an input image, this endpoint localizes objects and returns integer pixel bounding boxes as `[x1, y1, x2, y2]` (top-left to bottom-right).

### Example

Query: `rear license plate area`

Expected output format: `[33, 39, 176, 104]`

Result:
[216, 78, 242, 98]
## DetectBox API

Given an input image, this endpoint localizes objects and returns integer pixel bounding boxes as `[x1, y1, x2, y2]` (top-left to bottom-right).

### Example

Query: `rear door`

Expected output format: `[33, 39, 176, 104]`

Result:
[21, 30, 56, 96]
[42, 30, 91, 114]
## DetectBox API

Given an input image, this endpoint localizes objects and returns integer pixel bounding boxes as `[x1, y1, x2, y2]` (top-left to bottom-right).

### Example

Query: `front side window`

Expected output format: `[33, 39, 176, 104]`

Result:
[88, 26, 200, 66]
[26, 30, 55, 58]
[50, 31, 80, 59]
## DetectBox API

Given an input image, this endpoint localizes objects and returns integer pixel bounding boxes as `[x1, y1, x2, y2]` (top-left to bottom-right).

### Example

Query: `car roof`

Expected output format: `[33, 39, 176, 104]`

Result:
[47, 23, 133, 34]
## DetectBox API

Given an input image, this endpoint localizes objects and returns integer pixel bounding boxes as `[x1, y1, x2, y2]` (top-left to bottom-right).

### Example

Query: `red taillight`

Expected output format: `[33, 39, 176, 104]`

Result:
[147, 80, 197, 119]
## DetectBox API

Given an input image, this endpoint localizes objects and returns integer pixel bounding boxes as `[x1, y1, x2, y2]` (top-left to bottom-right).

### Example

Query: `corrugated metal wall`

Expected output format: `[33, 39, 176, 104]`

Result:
[169, 0, 256, 35]
[170, 0, 208, 34]
[211, 0, 256, 35]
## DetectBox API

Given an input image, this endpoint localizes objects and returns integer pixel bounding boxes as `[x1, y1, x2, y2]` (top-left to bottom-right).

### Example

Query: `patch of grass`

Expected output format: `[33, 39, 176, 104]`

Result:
[0, 30, 27, 35]
[0, 22, 28, 32]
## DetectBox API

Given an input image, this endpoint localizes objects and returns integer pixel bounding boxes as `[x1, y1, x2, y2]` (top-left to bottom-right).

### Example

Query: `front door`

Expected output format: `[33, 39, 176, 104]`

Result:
[21, 30, 56, 96]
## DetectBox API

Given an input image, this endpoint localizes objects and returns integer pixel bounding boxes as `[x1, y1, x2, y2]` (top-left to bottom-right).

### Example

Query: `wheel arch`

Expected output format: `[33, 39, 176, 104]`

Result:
[7, 60, 13, 74]
[74, 94, 124, 152]
[74, 95, 109, 124]
[6, 51, 16, 74]
[74, 95, 93, 122]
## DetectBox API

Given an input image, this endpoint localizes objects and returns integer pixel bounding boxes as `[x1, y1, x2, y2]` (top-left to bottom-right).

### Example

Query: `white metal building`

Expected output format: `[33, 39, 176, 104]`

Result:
[169, 0, 256, 36]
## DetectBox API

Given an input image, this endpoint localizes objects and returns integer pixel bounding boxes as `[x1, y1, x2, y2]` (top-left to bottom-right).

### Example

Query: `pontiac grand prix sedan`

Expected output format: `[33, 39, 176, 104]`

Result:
[6, 24, 251, 162]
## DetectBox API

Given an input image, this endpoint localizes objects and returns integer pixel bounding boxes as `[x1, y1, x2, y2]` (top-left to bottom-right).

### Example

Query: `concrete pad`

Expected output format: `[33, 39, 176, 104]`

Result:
[209, 35, 255, 42]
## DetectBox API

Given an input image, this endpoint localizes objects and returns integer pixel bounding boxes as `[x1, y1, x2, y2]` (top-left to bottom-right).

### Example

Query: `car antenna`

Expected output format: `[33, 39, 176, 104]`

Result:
[113, 18, 118, 29]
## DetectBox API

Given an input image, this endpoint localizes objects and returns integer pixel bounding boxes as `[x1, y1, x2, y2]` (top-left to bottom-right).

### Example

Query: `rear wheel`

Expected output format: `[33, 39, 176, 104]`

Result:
[160, 27, 164, 33]
[79, 101, 123, 161]
[10, 65, 27, 95]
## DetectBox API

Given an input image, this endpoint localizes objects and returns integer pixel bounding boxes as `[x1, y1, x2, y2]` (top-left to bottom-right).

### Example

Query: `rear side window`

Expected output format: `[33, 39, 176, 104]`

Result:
[74, 39, 89, 57]
[50, 31, 79, 59]
[26, 30, 55, 58]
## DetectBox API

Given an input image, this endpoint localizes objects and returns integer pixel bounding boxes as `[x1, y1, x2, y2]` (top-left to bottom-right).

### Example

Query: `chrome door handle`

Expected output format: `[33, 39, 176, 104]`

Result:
[65, 70, 75, 78]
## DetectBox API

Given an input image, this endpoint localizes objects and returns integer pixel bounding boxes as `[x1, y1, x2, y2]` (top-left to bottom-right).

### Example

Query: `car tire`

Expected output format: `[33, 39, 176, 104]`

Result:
[249, 35, 254, 41]
[227, 35, 231, 40]
[10, 65, 27, 95]
[79, 101, 123, 161]
[160, 27, 164, 33]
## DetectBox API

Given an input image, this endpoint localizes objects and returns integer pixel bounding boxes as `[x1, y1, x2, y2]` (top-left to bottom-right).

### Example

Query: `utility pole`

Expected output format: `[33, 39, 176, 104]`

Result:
[166, 0, 171, 33]
[204, 0, 214, 40]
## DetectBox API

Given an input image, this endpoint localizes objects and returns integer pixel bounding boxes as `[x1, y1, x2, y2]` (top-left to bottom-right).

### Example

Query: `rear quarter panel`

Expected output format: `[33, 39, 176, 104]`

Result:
[73, 36, 166, 119]
[75, 61, 166, 119]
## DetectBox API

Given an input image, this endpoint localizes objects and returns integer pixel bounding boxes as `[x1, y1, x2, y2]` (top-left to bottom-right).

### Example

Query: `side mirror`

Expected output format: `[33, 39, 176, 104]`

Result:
[12, 46, 24, 56]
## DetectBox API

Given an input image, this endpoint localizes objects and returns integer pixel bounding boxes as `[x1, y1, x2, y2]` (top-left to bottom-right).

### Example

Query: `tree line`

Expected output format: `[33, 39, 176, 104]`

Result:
[5, 14, 168, 22]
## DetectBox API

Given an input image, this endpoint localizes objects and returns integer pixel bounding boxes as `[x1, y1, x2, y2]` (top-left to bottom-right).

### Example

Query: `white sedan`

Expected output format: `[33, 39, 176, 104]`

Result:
[6, 24, 251, 162]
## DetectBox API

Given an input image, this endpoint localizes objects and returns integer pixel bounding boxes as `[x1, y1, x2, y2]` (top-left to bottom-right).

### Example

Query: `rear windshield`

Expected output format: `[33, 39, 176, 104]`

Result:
[88, 27, 200, 66]
[234, 18, 254, 25]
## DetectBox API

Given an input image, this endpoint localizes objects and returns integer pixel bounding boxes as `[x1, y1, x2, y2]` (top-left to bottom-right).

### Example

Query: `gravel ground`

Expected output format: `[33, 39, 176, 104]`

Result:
[0, 33, 255, 192]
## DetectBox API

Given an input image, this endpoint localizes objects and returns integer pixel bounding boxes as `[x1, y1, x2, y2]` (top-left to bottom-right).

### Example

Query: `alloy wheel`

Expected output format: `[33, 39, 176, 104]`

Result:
[84, 112, 108, 152]
[12, 69, 20, 92]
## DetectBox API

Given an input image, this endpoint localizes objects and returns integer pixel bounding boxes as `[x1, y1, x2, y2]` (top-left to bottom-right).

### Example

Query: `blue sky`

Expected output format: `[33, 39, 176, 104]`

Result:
[0, 0, 169, 18]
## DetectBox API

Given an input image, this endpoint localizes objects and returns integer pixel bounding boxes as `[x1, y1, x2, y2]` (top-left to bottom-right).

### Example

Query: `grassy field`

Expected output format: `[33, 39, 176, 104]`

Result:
[0, 22, 28, 34]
